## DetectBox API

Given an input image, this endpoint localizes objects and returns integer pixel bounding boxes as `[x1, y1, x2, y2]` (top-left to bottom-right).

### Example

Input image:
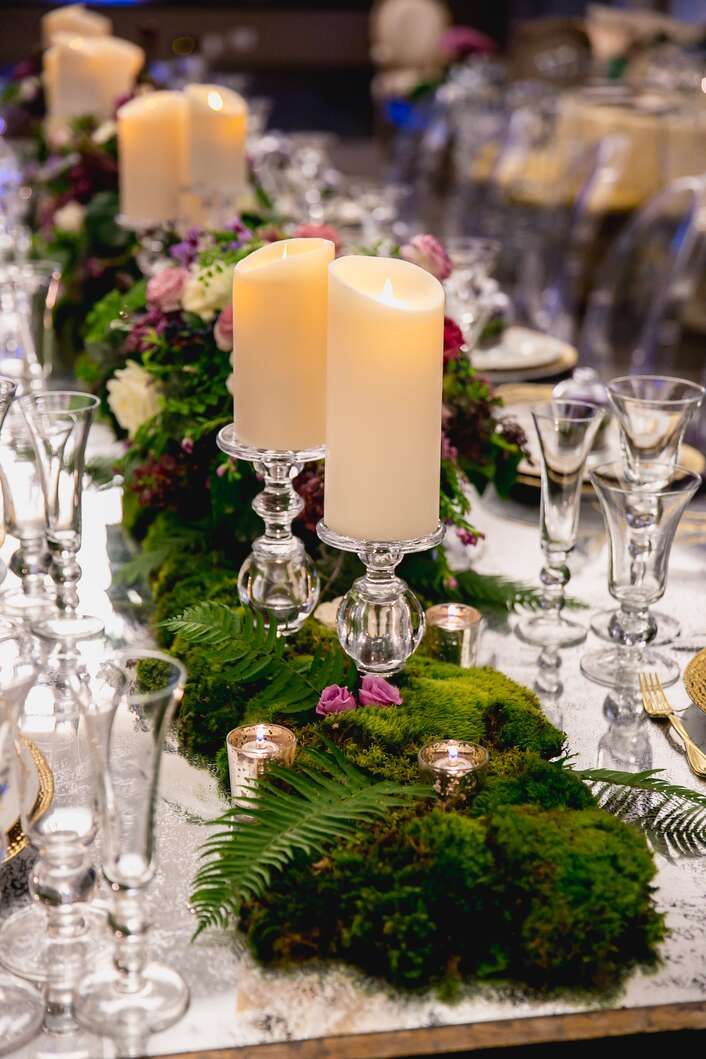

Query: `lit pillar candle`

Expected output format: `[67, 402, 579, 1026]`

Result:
[117, 91, 187, 227]
[233, 237, 335, 451]
[325, 255, 444, 541]
[184, 84, 248, 202]
[44, 35, 144, 124]
[42, 3, 112, 46]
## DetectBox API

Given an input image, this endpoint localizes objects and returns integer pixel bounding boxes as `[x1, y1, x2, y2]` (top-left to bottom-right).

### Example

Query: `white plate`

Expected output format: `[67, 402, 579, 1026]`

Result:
[471, 327, 571, 373]
[0, 741, 39, 836]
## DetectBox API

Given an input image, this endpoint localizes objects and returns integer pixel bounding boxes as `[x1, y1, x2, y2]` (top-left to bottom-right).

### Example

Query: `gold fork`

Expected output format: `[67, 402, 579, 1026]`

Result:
[639, 672, 706, 779]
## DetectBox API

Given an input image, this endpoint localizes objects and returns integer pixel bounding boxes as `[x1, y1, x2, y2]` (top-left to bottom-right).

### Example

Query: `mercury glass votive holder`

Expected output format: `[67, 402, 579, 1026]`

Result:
[425, 603, 482, 667]
[418, 739, 489, 800]
[226, 723, 297, 806]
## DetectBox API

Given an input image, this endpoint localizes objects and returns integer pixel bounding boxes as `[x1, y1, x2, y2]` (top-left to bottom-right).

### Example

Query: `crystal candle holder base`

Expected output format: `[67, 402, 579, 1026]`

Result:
[316, 521, 445, 675]
[217, 425, 324, 636]
[590, 607, 680, 647]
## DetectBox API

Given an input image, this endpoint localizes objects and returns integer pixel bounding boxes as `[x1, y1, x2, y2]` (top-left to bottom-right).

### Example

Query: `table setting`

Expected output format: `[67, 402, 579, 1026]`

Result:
[1, 5, 706, 1058]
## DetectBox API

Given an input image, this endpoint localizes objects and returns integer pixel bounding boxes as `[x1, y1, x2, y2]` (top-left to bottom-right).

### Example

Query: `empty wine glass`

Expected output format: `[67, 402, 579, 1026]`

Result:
[76, 651, 189, 1039]
[591, 375, 704, 645]
[581, 461, 700, 689]
[19, 390, 104, 645]
[444, 237, 501, 351]
[0, 633, 44, 1054]
[516, 400, 604, 647]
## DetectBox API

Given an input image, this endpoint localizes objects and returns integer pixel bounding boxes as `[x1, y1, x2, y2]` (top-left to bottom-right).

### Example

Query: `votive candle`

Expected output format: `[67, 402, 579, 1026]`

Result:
[117, 91, 186, 226]
[324, 255, 444, 541]
[226, 722, 297, 806]
[233, 237, 335, 450]
[425, 603, 482, 667]
[418, 739, 489, 799]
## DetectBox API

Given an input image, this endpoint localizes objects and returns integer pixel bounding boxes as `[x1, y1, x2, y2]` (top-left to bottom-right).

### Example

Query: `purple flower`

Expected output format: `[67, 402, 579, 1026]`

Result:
[457, 527, 484, 548]
[316, 684, 357, 716]
[214, 305, 233, 352]
[147, 267, 188, 313]
[181, 437, 194, 454]
[400, 234, 453, 281]
[359, 675, 402, 708]
[441, 432, 458, 462]
[169, 227, 202, 267]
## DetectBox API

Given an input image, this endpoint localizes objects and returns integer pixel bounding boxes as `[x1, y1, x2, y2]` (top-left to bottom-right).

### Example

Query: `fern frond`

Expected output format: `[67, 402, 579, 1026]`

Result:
[578, 767, 706, 857]
[190, 744, 431, 937]
[162, 600, 250, 647]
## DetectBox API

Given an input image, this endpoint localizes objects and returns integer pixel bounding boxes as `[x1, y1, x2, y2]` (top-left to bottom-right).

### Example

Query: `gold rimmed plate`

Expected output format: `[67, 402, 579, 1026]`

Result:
[2, 740, 54, 865]
[472, 329, 578, 384]
[684, 649, 706, 715]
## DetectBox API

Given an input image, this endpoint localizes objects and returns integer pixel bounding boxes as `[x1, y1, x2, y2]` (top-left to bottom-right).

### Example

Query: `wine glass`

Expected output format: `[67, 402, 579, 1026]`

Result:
[76, 650, 189, 1039]
[516, 400, 604, 647]
[591, 375, 704, 645]
[0, 633, 44, 1054]
[581, 461, 700, 689]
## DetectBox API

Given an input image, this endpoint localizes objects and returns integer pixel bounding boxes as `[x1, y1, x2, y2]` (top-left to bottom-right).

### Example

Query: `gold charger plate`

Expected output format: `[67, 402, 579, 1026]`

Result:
[497, 382, 706, 491]
[684, 649, 706, 715]
[479, 345, 578, 385]
[2, 740, 53, 865]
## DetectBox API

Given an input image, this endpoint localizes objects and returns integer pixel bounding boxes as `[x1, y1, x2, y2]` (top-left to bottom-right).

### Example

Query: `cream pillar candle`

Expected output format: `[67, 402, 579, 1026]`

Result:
[44, 35, 144, 124]
[117, 91, 187, 227]
[42, 4, 112, 46]
[233, 238, 335, 451]
[325, 255, 444, 541]
[184, 85, 248, 202]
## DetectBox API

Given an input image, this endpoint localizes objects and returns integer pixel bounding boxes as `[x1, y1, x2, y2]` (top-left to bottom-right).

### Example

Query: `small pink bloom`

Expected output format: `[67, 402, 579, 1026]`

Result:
[400, 235, 453, 281]
[214, 305, 233, 352]
[316, 684, 357, 716]
[359, 675, 402, 708]
[441, 25, 497, 59]
[445, 576, 459, 592]
[181, 437, 194, 454]
[146, 267, 188, 313]
[294, 223, 343, 253]
[216, 462, 228, 477]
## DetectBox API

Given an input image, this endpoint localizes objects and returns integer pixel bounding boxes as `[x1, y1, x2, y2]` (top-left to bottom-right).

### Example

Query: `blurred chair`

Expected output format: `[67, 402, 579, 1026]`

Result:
[579, 174, 706, 380]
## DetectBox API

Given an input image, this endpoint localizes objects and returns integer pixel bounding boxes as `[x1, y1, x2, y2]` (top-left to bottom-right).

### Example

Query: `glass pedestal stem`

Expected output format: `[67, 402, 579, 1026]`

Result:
[10, 534, 50, 596]
[110, 887, 149, 996]
[538, 547, 570, 628]
[48, 537, 81, 614]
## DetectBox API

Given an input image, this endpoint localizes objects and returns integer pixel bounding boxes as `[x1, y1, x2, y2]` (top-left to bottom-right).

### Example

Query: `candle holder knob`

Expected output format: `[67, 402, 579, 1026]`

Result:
[217, 425, 324, 636]
[317, 522, 445, 674]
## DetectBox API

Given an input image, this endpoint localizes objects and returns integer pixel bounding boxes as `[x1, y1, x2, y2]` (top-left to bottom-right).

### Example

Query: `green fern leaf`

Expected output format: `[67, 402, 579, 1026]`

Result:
[190, 744, 431, 937]
[162, 601, 246, 646]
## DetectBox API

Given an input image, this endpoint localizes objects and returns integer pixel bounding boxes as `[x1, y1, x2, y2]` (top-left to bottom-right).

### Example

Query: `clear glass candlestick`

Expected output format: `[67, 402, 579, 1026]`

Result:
[591, 375, 704, 646]
[19, 390, 104, 644]
[217, 424, 324, 635]
[316, 521, 445, 674]
[116, 216, 174, 277]
[516, 401, 603, 647]
[581, 461, 700, 689]
[76, 651, 189, 1039]
[0, 634, 44, 1053]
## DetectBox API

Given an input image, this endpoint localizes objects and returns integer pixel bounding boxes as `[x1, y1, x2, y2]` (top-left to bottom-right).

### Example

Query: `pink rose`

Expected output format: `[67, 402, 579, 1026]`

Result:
[146, 267, 188, 313]
[400, 235, 453, 281]
[294, 223, 342, 253]
[316, 684, 357, 716]
[214, 305, 233, 352]
[359, 675, 403, 708]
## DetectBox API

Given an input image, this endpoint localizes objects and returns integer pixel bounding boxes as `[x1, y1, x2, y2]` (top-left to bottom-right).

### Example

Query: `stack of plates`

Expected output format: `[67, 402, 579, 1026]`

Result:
[1, 740, 53, 865]
[471, 327, 578, 383]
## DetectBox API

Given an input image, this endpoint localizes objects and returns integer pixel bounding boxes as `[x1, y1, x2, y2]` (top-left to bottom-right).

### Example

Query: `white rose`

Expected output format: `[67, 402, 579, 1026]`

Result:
[92, 119, 117, 145]
[314, 597, 343, 629]
[181, 264, 234, 321]
[53, 200, 85, 233]
[106, 361, 162, 439]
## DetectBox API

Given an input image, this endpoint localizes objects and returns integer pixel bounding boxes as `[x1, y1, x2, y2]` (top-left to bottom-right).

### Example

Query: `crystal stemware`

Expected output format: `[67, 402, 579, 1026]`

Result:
[0, 634, 44, 1054]
[581, 461, 700, 689]
[19, 390, 104, 644]
[516, 400, 604, 647]
[76, 651, 190, 1039]
[591, 375, 704, 645]
[444, 237, 501, 352]
[0, 376, 19, 609]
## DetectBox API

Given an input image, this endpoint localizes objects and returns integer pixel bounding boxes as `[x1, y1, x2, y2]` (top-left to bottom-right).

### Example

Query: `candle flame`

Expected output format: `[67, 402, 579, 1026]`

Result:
[448, 745, 459, 762]
[281, 243, 288, 259]
[377, 276, 397, 306]
[207, 90, 224, 112]
[255, 724, 266, 744]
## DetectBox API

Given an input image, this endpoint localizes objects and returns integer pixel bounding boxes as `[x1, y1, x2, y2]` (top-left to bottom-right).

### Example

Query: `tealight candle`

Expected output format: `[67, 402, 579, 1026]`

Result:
[226, 722, 297, 807]
[425, 603, 482, 667]
[418, 739, 489, 799]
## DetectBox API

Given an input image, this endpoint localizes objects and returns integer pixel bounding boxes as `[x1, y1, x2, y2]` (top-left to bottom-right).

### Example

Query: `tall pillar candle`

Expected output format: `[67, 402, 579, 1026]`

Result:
[42, 3, 112, 46]
[117, 91, 186, 227]
[325, 255, 444, 541]
[44, 35, 144, 124]
[233, 237, 334, 451]
[184, 84, 248, 203]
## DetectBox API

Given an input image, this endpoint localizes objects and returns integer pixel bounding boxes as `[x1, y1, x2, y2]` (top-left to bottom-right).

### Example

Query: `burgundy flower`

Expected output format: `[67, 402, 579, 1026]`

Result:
[295, 466, 325, 534]
[443, 317, 464, 363]
[316, 684, 357, 716]
[441, 25, 497, 59]
[456, 526, 484, 547]
[129, 452, 190, 510]
[359, 675, 402, 708]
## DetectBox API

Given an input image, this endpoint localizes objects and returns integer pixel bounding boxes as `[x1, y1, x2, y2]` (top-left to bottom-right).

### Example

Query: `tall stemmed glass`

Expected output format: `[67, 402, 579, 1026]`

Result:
[592, 375, 704, 645]
[0, 635, 44, 1054]
[581, 461, 700, 689]
[19, 391, 104, 644]
[516, 400, 604, 647]
[0, 377, 18, 613]
[76, 651, 190, 1040]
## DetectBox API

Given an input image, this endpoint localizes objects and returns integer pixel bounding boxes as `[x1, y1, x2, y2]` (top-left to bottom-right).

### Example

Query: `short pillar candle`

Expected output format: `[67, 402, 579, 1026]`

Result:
[117, 91, 186, 227]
